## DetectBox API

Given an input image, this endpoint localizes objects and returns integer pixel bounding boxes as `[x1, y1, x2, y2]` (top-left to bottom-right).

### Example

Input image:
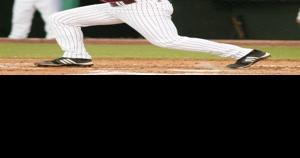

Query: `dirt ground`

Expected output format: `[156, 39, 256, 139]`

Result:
[0, 59, 300, 75]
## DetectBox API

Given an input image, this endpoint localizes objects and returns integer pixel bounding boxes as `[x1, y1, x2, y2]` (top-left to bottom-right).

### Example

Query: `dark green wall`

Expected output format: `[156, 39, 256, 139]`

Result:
[220, 0, 300, 39]
[1, 0, 300, 39]
[0, 0, 13, 37]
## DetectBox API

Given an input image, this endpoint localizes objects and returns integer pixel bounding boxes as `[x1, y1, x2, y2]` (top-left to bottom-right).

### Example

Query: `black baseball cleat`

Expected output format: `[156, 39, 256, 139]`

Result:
[35, 57, 93, 67]
[227, 50, 271, 69]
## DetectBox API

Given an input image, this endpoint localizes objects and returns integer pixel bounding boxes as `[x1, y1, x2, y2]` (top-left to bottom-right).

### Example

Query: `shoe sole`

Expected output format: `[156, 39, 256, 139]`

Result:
[35, 63, 94, 67]
[228, 53, 271, 69]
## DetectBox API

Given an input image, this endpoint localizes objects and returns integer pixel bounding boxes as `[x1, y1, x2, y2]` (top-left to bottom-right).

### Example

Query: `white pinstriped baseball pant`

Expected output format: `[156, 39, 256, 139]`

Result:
[49, 0, 253, 59]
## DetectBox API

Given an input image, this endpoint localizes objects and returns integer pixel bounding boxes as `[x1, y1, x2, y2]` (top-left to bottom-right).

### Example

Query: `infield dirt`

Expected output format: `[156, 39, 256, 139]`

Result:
[0, 59, 299, 75]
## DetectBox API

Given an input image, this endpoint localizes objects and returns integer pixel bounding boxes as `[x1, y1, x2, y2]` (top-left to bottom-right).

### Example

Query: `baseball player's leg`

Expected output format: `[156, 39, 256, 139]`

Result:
[297, 9, 300, 24]
[47, 4, 122, 59]
[35, 0, 60, 39]
[118, 1, 252, 59]
[9, 0, 36, 39]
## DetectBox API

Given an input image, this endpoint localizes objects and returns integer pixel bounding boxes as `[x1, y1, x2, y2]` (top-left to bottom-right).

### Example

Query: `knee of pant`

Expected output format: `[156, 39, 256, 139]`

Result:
[150, 37, 181, 49]
[49, 13, 66, 26]
[49, 13, 59, 26]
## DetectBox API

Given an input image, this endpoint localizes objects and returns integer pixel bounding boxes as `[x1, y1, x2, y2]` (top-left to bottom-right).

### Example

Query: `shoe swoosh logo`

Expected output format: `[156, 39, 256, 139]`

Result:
[59, 59, 76, 65]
